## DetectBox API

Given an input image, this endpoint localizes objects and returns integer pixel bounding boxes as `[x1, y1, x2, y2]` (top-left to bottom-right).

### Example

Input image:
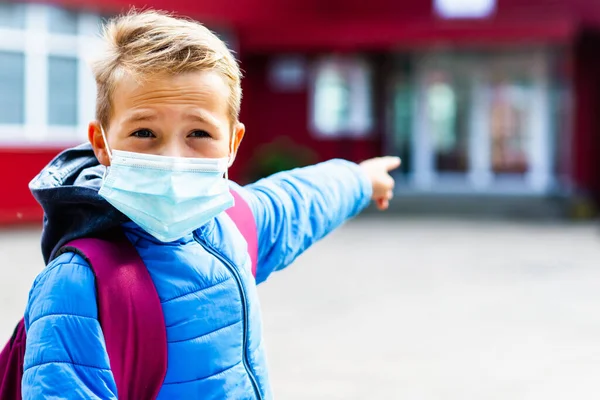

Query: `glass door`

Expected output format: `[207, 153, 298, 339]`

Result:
[404, 50, 554, 193]
[423, 68, 470, 173]
[482, 53, 553, 192]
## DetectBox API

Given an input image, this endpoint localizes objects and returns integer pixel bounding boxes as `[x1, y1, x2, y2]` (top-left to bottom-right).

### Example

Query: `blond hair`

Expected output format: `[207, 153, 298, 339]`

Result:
[91, 9, 242, 128]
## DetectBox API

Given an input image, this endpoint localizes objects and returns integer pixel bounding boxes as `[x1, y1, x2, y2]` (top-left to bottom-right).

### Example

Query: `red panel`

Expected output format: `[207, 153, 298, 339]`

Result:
[39, 0, 585, 22]
[27, 0, 311, 27]
[310, 0, 571, 19]
[240, 17, 577, 51]
[29, 0, 593, 47]
[299, 0, 596, 29]
[0, 148, 61, 225]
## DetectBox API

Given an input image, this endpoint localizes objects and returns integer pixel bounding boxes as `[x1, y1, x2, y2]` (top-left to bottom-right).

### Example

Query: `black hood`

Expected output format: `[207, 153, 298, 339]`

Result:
[29, 143, 129, 263]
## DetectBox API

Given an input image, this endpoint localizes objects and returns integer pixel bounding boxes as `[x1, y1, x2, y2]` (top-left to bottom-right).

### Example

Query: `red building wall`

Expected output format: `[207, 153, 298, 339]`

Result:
[0, 148, 61, 224]
[231, 54, 382, 184]
[2, 0, 600, 224]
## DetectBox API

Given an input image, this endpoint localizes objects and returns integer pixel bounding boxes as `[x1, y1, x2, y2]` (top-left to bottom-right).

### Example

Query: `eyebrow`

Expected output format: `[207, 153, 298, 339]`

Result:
[123, 112, 158, 124]
[183, 112, 215, 125]
[183, 111, 219, 127]
[123, 111, 220, 128]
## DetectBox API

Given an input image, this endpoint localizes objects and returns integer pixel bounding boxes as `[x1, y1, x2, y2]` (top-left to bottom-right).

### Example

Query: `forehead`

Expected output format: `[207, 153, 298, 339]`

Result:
[111, 70, 231, 122]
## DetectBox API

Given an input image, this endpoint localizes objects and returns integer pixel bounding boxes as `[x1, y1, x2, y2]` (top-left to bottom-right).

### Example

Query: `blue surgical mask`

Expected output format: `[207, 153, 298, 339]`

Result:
[97, 129, 234, 242]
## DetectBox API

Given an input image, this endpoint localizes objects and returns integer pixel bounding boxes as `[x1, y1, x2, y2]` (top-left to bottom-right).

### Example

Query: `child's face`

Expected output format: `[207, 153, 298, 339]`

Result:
[89, 71, 244, 166]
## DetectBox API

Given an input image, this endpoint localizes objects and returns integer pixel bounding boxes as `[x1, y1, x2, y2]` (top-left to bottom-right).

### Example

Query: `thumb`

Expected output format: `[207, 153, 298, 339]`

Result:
[380, 156, 401, 172]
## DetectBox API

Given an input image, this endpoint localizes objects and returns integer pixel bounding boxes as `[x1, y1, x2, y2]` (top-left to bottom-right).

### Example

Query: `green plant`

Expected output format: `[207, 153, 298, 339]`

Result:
[248, 137, 318, 181]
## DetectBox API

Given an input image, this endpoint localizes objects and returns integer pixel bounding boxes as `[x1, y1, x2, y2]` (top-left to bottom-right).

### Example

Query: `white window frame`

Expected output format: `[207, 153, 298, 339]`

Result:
[0, 3, 101, 147]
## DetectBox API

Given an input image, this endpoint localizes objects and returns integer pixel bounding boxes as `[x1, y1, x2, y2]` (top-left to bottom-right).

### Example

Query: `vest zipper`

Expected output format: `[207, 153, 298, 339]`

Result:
[194, 233, 262, 400]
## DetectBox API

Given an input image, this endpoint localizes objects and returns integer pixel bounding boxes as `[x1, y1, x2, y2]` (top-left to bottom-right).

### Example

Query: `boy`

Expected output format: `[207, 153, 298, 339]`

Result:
[23, 10, 399, 399]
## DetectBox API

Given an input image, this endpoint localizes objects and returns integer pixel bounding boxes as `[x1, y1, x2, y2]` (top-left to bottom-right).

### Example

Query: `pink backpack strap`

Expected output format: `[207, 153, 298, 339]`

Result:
[59, 230, 167, 400]
[0, 318, 26, 400]
[226, 189, 258, 278]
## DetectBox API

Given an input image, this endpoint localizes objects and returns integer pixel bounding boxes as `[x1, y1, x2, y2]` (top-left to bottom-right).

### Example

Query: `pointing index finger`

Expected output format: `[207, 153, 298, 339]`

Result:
[381, 156, 401, 172]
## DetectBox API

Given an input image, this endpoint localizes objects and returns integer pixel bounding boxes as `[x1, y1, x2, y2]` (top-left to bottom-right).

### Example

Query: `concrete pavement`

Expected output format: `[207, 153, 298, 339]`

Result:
[2, 218, 599, 399]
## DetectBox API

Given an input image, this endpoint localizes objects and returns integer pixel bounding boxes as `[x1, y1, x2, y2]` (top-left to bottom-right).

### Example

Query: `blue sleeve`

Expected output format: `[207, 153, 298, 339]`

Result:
[236, 159, 372, 284]
[22, 252, 118, 400]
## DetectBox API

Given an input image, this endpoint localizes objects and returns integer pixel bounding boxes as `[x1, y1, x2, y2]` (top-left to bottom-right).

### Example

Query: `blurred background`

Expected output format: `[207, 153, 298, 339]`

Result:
[0, 0, 599, 221]
[1, 0, 600, 398]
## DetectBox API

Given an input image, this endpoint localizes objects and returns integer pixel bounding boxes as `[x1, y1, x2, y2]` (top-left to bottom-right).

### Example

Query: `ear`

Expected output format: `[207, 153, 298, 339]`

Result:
[88, 121, 111, 166]
[228, 122, 245, 165]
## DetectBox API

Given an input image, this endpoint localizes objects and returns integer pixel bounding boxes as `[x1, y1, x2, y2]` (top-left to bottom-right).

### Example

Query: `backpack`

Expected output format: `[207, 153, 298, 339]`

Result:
[0, 189, 258, 400]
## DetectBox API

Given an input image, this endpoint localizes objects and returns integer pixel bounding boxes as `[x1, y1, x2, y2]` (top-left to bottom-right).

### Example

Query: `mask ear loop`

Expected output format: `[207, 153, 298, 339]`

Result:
[100, 126, 113, 161]
[100, 126, 113, 180]
[225, 132, 236, 181]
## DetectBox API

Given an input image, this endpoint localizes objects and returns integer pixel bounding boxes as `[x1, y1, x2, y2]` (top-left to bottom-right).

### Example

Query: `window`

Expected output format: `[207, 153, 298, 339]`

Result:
[47, 6, 78, 35]
[310, 57, 373, 138]
[268, 55, 306, 92]
[0, 2, 25, 29]
[0, 3, 102, 145]
[391, 79, 413, 175]
[313, 65, 351, 135]
[488, 80, 532, 174]
[48, 56, 78, 126]
[423, 70, 470, 172]
[0, 51, 24, 124]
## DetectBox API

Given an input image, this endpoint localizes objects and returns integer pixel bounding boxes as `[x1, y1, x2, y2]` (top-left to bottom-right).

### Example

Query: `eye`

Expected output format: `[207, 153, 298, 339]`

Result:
[188, 130, 211, 138]
[131, 129, 155, 138]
